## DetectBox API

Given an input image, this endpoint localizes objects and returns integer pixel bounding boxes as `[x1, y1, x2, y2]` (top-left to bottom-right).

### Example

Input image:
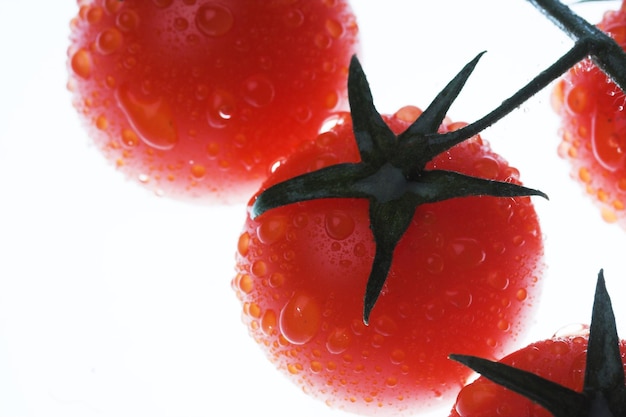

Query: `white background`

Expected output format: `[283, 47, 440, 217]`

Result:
[1, 1, 626, 416]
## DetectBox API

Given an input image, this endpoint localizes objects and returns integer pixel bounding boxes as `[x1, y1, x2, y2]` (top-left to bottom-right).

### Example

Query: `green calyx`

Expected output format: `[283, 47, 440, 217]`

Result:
[451, 269, 626, 417]
[251, 53, 547, 325]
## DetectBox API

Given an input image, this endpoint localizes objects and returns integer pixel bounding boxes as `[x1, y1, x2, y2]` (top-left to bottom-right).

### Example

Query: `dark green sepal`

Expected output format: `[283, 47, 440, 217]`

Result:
[449, 354, 587, 417]
[348, 55, 396, 166]
[250, 54, 547, 324]
[450, 269, 626, 417]
[395, 51, 486, 173]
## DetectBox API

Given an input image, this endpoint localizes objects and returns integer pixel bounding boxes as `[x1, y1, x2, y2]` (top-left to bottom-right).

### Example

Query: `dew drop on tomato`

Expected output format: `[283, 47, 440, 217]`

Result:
[283, 8, 304, 28]
[279, 293, 321, 345]
[324, 210, 355, 240]
[591, 111, 626, 171]
[173, 17, 189, 32]
[242, 75, 275, 108]
[104, 0, 123, 13]
[371, 314, 398, 336]
[325, 18, 344, 39]
[445, 287, 473, 309]
[121, 129, 139, 147]
[95, 27, 123, 55]
[446, 238, 486, 269]
[261, 309, 277, 336]
[487, 271, 510, 291]
[190, 163, 206, 179]
[207, 90, 235, 128]
[70, 48, 92, 79]
[326, 327, 351, 354]
[195, 3, 234, 37]
[256, 216, 287, 245]
[116, 9, 139, 32]
[115, 86, 179, 150]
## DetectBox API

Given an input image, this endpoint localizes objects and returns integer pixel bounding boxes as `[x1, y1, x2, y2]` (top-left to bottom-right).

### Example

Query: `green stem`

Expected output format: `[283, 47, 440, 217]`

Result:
[429, 0, 626, 154]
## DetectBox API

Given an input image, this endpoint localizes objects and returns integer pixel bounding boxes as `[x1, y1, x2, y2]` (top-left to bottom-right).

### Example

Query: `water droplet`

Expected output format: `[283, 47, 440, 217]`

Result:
[268, 272, 285, 288]
[116, 10, 139, 32]
[104, 0, 123, 13]
[251, 260, 267, 277]
[190, 163, 206, 179]
[446, 287, 472, 309]
[85, 6, 104, 24]
[487, 271, 509, 291]
[70, 48, 92, 79]
[325, 18, 344, 39]
[95, 115, 108, 130]
[425, 253, 444, 274]
[207, 90, 235, 128]
[390, 349, 406, 364]
[324, 211, 355, 240]
[206, 142, 220, 157]
[257, 216, 287, 244]
[242, 75, 275, 108]
[372, 315, 397, 336]
[446, 238, 486, 268]
[237, 232, 250, 256]
[283, 8, 304, 28]
[174, 17, 189, 31]
[314, 32, 332, 49]
[261, 309, 277, 336]
[247, 302, 262, 319]
[121, 129, 139, 147]
[279, 293, 321, 345]
[547, 339, 571, 355]
[497, 319, 510, 332]
[236, 274, 253, 294]
[424, 302, 444, 321]
[294, 106, 312, 123]
[326, 327, 351, 354]
[116, 86, 178, 150]
[385, 376, 398, 387]
[96, 27, 123, 55]
[310, 360, 323, 373]
[353, 242, 367, 257]
[195, 4, 234, 37]
[473, 156, 500, 179]
[592, 111, 626, 171]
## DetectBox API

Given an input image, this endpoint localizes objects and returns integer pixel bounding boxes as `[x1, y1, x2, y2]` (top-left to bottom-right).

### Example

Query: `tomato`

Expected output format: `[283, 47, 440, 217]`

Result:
[232, 55, 545, 414]
[67, 0, 359, 203]
[552, 1, 626, 227]
[449, 270, 626, 417]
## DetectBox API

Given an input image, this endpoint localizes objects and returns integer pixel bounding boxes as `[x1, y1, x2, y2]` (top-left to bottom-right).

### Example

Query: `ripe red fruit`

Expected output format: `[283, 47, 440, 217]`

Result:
[552, 1, 626, 226]
[450, 270, 626, 417]
[232, 56, 545, 415]
[67, 0, 359, 203]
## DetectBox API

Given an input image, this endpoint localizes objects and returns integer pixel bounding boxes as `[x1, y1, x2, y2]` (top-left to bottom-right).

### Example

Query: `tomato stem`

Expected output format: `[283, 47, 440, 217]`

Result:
[252, 55, 547, 324]
[443, 0, 626, 144]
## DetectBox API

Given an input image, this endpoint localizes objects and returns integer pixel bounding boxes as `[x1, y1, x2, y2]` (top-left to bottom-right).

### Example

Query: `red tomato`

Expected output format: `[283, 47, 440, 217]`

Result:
[67, 0, 359, 203]
[449, 271, 626, 417]
[450, 331, 626, 417]
[552, 1, 626, 226]
[232, 105, 544, 416]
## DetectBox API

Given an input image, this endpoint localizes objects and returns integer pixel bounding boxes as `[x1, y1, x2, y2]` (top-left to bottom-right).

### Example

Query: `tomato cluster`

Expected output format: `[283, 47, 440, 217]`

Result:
[66, 0, 626, 416]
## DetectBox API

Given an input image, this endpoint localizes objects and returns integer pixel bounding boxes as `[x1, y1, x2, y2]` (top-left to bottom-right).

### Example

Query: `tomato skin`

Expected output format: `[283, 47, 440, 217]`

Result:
[552, 4, 626, 226]
[233, 108, 544, 415]
[449, 330, 626, 417]
[67, 0, 359, 203]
